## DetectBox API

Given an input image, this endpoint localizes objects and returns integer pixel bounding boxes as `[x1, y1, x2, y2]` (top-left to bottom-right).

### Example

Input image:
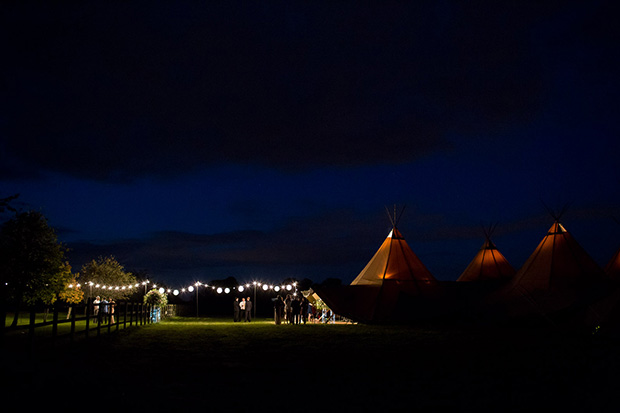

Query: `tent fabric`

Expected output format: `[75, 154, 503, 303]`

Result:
[302, 289, 322, 305]
[351, 229, 436, 290]
[605, 247, 620, 280]
[489, 221, 607, 320]
[586, 247, 620, 334]
[510, 222, 604, 293]
[311, 284, 381, 323]
[457, 238, 515, 282]
[313, 227, 440, 323]
[312, 282, 443, 324]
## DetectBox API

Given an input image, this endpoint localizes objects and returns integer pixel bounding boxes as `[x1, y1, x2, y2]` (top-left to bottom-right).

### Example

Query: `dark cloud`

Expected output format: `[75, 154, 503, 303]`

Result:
[3, 1, 617, 289]
[1, 1, 590, 182]
[64, 208, 392, 283]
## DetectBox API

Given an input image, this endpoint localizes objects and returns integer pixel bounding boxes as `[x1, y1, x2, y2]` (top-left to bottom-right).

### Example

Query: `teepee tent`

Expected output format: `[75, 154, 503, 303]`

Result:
[605, 217, 620, 281]
[457, 227, 515, 282]
[606, 247, 620, 281]
[313, 206, 440, 323]
[583, 247, 620, 335]
[490, 217, 606, 321]
[350, 226, 437, 291]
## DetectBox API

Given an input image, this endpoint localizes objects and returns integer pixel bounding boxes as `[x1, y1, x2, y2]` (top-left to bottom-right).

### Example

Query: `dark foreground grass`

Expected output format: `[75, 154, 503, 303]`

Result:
[3, 317, 620, 411]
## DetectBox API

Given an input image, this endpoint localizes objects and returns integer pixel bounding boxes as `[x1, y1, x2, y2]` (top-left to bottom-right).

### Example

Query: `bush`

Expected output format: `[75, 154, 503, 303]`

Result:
[144, 288, 168, 308]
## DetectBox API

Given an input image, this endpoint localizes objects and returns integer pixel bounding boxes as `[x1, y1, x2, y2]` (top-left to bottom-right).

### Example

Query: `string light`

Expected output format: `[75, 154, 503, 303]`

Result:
[69, 278, 299, 297]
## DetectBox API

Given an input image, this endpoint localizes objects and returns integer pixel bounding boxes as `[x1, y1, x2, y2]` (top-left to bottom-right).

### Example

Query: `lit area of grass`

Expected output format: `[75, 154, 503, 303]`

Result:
[3, 316, 620, 410]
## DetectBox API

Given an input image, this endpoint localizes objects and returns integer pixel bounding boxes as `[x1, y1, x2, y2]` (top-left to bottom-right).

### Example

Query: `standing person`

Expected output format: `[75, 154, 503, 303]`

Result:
[284, 295, 292, 324]
[274, 295, 284, 325]
[93, 296, 100, 324]
[300, 296, 308, 324]
[239, 297, 246, 322]
[245, 297, 252, 322]
[101, 297, 109, 324]
[291, 296, 301, 324]
[233, 297, 240, 322]
[110, 299, 115, 324]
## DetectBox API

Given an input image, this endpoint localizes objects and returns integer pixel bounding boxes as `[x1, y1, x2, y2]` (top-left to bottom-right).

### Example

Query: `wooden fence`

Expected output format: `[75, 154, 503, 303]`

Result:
[0, 298, 176, 351]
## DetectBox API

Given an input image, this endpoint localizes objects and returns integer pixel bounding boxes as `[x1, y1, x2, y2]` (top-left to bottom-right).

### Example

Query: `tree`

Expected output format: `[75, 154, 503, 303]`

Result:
[58, 265, 85, 319]
[298, 277, 314, 291]
[39, 261, 78, 322]
[80, 256, 137, 302]
[0, 193, 19, 215]
[0, 210, 69, 327]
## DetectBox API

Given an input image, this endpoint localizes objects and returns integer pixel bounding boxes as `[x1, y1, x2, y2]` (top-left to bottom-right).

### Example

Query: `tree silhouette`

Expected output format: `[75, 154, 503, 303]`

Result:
[0, 210, 69, 327]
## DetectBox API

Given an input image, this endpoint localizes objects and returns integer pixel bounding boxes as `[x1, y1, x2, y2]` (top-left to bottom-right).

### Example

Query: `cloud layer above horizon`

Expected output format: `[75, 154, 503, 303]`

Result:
[1, 1, 618, 286]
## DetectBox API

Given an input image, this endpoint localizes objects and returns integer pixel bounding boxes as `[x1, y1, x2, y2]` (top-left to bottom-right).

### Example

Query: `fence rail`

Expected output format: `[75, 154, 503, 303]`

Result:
[1, 298, 176, 351]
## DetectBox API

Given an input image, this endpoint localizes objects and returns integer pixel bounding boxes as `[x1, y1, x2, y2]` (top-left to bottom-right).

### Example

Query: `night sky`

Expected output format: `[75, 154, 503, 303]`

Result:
[1, 1, 618, 289]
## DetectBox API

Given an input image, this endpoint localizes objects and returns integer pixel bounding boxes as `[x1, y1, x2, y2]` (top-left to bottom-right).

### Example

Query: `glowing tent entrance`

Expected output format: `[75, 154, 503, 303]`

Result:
[313, 215, 441, 323]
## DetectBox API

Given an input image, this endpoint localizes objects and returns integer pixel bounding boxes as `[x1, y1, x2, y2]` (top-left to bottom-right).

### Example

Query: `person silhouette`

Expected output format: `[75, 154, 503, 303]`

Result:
[245, 297, 252, 322]
[233, 297, 240, 322]
[240, 297, 246, 321]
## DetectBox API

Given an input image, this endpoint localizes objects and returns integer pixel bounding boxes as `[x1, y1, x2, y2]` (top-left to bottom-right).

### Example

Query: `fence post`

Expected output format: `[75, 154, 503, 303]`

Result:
[128, 302, 133, 327]
[51, 303, 59, 343]
[29, 307, 36, 352]
[0, 299, 5, 346]
[96, 303, 102, 336]
[85, 297, 92, 339]
[70, 303, 76, 342]
[107, 304, 112, 334]
[123, 302, 128, 329]
[114, 302, 119, 332]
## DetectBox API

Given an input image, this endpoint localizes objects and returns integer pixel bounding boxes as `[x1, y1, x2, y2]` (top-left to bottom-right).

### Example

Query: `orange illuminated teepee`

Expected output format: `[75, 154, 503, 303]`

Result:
[605, 219, 620, 280]
[457, 227, 515, 282]
[350, 226, 436, 291]
[313, 206, 440, 323]
[491, 216, 606, 320]
[606, 247, 620, 281]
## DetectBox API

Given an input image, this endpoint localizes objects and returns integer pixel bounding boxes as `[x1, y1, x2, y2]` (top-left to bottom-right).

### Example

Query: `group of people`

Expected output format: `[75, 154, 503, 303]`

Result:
[233, 297, 253, 322]
[273, 294, 312, 325]
[92, 295, 115, 324]
[232, 294, 333, 324]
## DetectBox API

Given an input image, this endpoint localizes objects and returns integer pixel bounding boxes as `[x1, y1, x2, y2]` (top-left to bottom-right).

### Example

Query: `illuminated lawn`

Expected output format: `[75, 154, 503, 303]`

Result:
[4, 317, 620, 410]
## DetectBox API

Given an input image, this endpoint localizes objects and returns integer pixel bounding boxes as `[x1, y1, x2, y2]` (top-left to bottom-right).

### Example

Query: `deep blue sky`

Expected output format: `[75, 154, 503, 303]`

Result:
[1, 1, 618, 288]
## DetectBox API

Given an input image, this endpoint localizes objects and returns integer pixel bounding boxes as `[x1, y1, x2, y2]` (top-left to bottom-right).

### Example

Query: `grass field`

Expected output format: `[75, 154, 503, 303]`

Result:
[3, 317, 620, 411]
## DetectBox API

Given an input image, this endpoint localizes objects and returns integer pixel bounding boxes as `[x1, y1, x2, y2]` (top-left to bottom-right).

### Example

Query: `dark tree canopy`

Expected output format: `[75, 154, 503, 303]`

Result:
[80, 256, 137, 301]
[0, 193, 19, 214]
[0, 210, 69, 306]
